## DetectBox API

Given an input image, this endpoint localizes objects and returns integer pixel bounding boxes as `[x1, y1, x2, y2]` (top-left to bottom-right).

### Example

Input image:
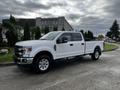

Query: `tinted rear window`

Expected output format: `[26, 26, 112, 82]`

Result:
[72, 33, 82, 41]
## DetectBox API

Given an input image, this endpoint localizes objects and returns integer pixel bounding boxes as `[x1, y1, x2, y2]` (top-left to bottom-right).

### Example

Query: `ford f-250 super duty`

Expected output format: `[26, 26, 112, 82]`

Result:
[14, 31, 103, 73]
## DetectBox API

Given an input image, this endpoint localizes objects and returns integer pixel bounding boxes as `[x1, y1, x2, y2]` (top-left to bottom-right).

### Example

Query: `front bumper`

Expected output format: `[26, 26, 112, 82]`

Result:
[14, 56, 33, 65]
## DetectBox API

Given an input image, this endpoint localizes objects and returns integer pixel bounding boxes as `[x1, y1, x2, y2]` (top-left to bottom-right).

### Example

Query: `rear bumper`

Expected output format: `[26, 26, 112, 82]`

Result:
[14, 56, 33, 65]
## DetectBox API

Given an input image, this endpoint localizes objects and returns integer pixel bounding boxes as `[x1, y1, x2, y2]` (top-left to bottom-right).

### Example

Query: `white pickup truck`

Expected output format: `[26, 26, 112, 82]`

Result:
[14, 31, 103, 73]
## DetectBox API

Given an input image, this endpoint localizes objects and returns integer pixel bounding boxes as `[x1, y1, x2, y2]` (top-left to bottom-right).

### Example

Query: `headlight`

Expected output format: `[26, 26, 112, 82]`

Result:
[23, 47, 32, 54]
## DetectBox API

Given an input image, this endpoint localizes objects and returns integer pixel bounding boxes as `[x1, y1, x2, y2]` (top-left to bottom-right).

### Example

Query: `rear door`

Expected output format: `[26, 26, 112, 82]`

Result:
[71, 33, 85, 55]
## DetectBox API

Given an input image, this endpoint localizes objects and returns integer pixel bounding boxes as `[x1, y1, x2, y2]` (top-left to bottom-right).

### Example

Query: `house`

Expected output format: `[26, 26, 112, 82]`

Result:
[36, 17, 73, 31]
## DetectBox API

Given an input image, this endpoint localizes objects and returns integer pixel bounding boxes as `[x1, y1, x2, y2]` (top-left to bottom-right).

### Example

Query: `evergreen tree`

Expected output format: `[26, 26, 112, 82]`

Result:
[62, 27, 65, 31]
[80, 30, 84, 36]
[106, 31, 112, 38]
[106, 20, 119, 40]
[53, 27, 57, 31]
[80, 30, 84, 34]
[35, 27, 41, 39]
[23, 23, 30, 40]
[88, 30, 94, 39]
[2, 15, 19, 46]
[0, 28, 2, 47]
[6, 29, 18, 47]
[44, 27, 49, 34]
[9, 14, 16, 24]
[30, 27, 35, 39]
[84, 31, 88, 40]
[84, 30, 94, 41]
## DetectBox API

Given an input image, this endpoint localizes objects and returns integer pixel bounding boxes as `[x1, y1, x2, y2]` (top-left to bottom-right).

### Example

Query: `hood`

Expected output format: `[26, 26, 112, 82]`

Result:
[15, 40, 52, 47]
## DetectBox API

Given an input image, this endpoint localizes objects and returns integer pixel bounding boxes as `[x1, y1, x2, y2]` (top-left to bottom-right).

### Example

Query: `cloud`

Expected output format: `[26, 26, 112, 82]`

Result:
[0, 0, 120, 35]
[23, 0, 51, 10]
[0, 0, 51, 17]
[104, 0, 120, 18]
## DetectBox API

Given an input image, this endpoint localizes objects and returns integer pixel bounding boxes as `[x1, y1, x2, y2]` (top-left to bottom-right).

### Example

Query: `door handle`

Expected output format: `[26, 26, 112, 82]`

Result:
[81, 43, 84, 45]
[70, 44, 73, 46]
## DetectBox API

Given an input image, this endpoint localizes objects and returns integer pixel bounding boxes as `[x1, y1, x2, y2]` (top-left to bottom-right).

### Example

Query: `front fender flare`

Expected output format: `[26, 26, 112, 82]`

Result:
[30, 47, 54, 59]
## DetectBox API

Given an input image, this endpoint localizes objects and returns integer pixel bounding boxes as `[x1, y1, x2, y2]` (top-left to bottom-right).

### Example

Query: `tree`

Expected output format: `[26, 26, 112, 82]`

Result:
[53, 27, 58, 31]
[80, 30, 84, 37]
[3, 22, 18, 46]
[62, 27, 65, 31]
[106, 31, 112, 38]
[44, 27, 49, 34]
[5, 23, 18, 47]
[84, 30, 94, 41]
[2, 15, 19, 46]
[88, 30, 94, 39]
[30, 27, 35, 39]
[35, 27, 41, 39]
[106, 20, 119, 40]
[0, 28, 2, 47]
[84, 31, 88, 40]
[9, 14, 16, 24]
[6, 30, 17, 46]
[97, 34, 104, 40]
[10, 15, 23, 41]
[23, 23, 30, 40]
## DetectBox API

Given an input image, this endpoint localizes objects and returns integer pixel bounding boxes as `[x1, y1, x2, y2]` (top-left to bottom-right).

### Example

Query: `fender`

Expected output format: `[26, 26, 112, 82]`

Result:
[92, 41, 103, 53]
[30, 47, 55, 59]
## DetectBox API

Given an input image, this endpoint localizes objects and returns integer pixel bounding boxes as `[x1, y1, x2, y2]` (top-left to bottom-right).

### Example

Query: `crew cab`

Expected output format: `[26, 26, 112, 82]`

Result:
[14, 31, 103, 73]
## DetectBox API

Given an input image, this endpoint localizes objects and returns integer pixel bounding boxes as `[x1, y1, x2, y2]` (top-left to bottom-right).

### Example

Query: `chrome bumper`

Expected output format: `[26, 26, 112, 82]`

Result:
[14, 56, 33, 64]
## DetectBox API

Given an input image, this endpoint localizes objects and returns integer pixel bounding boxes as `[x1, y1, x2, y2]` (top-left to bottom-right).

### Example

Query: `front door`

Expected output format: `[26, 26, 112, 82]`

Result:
[55, 33, 74, 59]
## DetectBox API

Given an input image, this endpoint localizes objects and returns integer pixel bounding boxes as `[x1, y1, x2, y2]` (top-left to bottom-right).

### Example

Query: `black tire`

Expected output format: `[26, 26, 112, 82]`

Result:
[33, 54, 52, 73]
[91, 48, 101, 60]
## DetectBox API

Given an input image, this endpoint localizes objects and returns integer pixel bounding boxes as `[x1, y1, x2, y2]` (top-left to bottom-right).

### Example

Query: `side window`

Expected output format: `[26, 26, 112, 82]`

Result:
[58, 33, 72, 41]
[72, 33, 82, 41]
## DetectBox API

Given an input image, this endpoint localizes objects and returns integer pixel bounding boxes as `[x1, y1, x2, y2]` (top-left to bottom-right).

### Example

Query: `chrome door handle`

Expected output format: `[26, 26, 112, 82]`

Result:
[81, 43, 84, 45]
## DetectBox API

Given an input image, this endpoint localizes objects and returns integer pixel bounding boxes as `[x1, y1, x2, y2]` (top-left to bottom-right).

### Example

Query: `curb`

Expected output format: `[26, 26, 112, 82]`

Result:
[0, 62, 15, 67]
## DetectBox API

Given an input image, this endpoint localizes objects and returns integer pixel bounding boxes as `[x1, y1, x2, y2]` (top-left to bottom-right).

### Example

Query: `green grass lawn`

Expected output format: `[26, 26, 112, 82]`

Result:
[0, 48, 14, 63]
[104, 43, 118, 52]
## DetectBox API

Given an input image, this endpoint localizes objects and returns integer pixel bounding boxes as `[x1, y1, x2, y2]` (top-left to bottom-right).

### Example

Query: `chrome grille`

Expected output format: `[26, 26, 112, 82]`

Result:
[14, 46, 24, 57]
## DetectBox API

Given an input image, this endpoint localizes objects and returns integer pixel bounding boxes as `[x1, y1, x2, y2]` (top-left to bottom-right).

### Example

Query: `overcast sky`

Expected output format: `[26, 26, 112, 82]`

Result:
[0, 0, 120, 35]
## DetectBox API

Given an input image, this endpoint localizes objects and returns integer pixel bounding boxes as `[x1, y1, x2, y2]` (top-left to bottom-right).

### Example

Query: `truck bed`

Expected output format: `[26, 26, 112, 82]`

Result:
[85, 41, 104, 54]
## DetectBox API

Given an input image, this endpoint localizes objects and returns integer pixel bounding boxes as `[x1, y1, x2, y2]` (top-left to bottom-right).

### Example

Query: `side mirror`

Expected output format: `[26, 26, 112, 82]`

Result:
[62, 37, 68, 43]
[57, 37, 68, 44]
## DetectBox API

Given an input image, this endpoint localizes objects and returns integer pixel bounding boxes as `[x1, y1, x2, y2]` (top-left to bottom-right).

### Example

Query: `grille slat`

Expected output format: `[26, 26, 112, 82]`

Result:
[14, 46, 23, 57]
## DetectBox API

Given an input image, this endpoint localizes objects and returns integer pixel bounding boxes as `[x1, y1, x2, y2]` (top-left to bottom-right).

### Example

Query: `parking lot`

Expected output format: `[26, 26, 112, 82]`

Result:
[0, 45, 120, 90]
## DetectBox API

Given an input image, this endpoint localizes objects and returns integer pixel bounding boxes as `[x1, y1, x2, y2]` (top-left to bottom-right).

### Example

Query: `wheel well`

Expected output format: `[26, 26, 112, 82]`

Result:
[94, 46, 101, 55]
[33, 51, 53, 62]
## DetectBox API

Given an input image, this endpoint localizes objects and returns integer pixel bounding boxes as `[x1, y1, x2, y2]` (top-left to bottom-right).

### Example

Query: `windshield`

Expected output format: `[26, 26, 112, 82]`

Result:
[40, 32, 61, 40]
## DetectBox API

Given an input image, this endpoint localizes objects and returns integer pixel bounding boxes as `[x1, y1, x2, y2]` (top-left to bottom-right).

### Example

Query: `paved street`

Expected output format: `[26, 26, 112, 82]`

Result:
[0, 45, 120, 90]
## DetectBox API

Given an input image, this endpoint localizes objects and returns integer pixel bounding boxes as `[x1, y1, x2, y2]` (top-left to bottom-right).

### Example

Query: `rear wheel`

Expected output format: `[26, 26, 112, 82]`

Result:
[91, 48, 101, 60]
[33, 55, 52, 73]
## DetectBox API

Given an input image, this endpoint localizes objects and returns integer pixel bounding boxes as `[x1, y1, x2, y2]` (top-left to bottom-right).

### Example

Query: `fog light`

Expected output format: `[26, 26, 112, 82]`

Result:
[22, 59, 27, 63]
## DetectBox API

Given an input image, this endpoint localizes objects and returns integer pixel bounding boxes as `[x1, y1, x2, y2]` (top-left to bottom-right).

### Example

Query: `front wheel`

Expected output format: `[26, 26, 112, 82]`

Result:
[91, 48, 101, 60]
[33, 55, 52, 73]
